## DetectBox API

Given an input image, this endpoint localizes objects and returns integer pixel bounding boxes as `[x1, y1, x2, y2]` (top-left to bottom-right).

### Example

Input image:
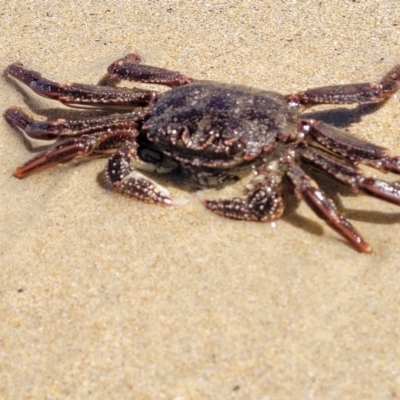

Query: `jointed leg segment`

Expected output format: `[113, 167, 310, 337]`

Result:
[288, 63, 400, 107]
[4, 106, 144, 140]
[297, 143, 400, 205]
[4, 106, 144, 177]
[6, 63, 159, 107]
[12, 128, 138, 178]
[199, 171, 285, 222]
[106, 144, 174, 204]
[102, 53, 194, 87]
[286, 164, 372, 253]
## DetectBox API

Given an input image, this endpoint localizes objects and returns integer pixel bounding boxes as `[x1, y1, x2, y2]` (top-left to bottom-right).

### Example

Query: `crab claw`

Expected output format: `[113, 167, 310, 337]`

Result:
[107, 147, 188, 205]
[196, 172, 285, 222]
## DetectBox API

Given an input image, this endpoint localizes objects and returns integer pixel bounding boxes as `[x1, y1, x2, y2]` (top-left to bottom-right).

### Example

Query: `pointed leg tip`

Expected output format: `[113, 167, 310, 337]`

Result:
[4, 106, 18, 120]
[13, 169, 26, 179]
[196, 190, 206, 204]
[170, 197, 189, 206]
[124, 53, 143, 64]
[358, 242, 373, 254]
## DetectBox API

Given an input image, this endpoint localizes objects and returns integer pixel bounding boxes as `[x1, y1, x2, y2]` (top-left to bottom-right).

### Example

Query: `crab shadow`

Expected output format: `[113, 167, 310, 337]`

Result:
[97, 164, 400, 249]
[301, 102, 382, 128]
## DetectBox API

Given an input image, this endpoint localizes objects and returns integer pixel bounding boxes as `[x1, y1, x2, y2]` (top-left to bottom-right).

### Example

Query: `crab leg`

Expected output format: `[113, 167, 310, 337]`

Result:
[301, 119, 400, 173]
[287, 63, 400, 107]
[4, 106, 144, 140]
[297, 143, 400, 205]
[198, 171, 285, 221]
[106, 144, 175, 204]
[6, 63, 158, 107]
[13, 129, 137, 178]
[286, 164, 371, 252]
[101, 53, 194, 87]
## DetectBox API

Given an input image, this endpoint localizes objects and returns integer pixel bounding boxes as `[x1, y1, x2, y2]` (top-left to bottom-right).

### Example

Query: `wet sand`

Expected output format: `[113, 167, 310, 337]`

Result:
[1, 1, 400, 398]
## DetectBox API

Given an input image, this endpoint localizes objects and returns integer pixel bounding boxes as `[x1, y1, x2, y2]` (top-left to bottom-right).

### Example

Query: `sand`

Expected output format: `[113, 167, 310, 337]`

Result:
[1, 1, 400, 398]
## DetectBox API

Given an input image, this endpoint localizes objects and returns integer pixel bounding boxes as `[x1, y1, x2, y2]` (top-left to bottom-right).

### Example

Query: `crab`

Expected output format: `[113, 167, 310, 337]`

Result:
[4, 53, 400, 252]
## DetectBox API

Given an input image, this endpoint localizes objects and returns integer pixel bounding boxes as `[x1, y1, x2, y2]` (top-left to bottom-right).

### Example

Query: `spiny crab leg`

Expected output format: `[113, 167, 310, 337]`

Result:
[106, 144, 185, 205]
[198, 171, 285, 222]
[297, 143, 400, 205]
[287, 63, 400, 107]
[286, 164, 372, 253]
[4, 106, 145, 140]
[101, 53, 194, 87]
[6, 63, 158, 107]
[13, 129, 136, 178]
[301, 119, 400, 174]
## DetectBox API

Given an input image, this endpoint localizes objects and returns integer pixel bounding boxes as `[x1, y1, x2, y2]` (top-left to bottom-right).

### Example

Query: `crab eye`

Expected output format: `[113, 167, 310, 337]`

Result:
[139, 148, 162, 163]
